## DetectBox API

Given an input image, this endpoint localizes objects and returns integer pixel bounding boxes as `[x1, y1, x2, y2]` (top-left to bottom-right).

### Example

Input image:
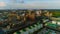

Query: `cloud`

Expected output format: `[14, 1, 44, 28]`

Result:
[0, 2, 6, 7]
[1, 0, 60, 9]
[15, 1, 60, 9]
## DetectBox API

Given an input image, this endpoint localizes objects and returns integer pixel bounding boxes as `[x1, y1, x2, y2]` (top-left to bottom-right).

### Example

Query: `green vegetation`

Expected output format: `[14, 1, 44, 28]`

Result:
[48, 10, 60, 17]
[52, 11, 60, 17]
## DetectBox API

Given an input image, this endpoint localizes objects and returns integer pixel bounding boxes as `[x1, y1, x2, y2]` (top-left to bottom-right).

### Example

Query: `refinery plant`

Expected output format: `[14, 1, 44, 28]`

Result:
[0, 10, 60, 34]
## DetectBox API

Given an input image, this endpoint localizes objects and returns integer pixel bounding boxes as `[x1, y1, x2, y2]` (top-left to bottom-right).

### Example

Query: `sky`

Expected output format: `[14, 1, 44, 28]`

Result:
[0, 0, 60, 9]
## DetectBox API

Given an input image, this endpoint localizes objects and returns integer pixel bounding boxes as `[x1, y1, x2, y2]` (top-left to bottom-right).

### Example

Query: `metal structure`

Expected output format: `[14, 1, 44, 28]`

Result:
[0, 10, 60, 34]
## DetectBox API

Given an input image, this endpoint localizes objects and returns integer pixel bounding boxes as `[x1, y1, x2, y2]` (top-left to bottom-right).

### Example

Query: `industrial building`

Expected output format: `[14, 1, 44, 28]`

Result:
[0, 10, 60, 34]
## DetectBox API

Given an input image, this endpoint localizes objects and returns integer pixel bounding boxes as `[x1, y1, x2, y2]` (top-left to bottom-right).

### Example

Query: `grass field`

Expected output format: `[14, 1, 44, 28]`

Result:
[51, 11, 60, 17]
